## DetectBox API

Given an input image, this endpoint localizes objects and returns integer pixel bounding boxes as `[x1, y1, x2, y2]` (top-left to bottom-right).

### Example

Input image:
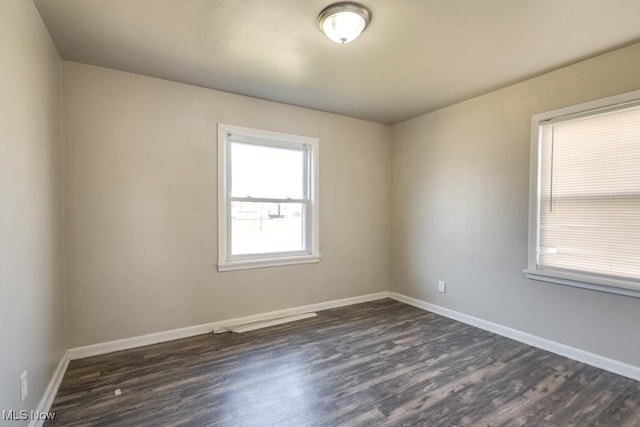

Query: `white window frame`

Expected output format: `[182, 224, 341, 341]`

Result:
[524, 89, 640, 298]
[218, 123, 320, 272]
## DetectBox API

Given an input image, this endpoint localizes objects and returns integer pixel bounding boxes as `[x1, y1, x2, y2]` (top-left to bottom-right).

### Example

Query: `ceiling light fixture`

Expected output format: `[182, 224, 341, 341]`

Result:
[317, 2, 371, 44]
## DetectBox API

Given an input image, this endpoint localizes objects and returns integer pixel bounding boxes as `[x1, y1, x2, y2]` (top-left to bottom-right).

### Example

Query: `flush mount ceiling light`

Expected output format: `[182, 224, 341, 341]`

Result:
[317, 2, 371, 44]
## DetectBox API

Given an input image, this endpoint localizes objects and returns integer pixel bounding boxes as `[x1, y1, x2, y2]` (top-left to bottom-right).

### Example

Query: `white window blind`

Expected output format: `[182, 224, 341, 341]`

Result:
[536, 102, 640, 286]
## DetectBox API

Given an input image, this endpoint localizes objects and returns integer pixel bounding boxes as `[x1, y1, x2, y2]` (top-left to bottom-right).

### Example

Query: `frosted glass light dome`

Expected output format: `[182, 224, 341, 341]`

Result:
[318, 2, 371, 44]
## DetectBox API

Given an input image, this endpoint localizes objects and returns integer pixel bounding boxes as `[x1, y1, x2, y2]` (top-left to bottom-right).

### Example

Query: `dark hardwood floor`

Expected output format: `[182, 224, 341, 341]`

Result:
[46, 299, 640, 426]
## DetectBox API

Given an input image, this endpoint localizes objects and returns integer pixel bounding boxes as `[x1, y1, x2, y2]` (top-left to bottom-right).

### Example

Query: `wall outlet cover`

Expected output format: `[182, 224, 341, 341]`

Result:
[20, 371, 28, 402]
[438, 280, 446, 293]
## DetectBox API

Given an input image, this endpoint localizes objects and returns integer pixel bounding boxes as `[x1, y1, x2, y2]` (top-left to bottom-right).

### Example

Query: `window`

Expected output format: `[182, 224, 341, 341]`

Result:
[525, 90, 640, 298]
[218, 124, 320, 271]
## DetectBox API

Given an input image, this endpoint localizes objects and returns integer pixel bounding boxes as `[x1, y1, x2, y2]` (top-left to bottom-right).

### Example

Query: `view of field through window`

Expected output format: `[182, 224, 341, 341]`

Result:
[231, 202, 304, 254]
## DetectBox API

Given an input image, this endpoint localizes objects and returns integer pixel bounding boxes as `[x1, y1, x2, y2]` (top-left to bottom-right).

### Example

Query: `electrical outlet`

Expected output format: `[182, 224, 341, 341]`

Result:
[438, 280, 446, 293]
[20, 371, 28, 402]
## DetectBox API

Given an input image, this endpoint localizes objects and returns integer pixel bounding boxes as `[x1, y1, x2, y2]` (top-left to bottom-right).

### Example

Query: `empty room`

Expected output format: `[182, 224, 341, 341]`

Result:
[2, 0, 640, 425]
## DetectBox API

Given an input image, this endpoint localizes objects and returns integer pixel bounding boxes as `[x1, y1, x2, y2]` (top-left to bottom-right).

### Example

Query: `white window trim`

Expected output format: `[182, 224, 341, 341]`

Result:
[524, 89, 640, 298]
[217, 123, 321, 272]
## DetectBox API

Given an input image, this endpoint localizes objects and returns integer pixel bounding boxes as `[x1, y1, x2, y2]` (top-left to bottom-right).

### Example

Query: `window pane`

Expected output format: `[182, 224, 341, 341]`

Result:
[231, 202, 305, 255]
[231, 142, 305, 199]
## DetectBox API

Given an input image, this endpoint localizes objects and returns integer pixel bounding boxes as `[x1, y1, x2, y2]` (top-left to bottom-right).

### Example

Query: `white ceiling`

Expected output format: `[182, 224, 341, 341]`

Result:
[34, 0, 640, 125]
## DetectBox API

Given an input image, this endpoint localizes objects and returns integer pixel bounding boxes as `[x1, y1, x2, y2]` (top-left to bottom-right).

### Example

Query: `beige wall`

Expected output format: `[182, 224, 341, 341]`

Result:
[390, 43, 640, 366]
[0, 0, 64, 417]
[62, 62, 390, 347]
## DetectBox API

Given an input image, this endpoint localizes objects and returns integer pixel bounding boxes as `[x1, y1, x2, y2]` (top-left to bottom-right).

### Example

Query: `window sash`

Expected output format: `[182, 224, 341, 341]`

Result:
[227, 140, 312, 258]
[227, 198, 310, 259]
[229, 140, 309, 200]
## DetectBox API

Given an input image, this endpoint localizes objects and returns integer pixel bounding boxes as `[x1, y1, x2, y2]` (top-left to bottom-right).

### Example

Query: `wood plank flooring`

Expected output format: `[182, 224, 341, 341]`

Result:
[46, 299, 640, 426]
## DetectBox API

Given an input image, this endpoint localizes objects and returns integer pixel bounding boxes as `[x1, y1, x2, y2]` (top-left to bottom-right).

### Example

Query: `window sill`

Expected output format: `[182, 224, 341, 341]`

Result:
[523, 268, 640, 299]
[218, 254, 321, 272]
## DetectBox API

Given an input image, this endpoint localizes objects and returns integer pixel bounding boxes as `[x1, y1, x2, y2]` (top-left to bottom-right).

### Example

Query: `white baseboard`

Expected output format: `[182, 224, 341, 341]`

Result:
[389, 292, 640, 382]
[29, 351, 70, 427]
[67, 291, 390, 360]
